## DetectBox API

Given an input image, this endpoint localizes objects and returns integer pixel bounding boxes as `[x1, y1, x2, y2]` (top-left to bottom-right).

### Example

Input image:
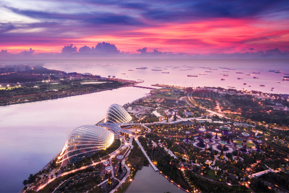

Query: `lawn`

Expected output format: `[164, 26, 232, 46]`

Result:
[234, 139, 255, 148]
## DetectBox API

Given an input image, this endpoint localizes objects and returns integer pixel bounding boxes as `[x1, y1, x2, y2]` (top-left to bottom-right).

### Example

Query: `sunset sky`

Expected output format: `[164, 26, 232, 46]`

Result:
[1, 0, 289, 55]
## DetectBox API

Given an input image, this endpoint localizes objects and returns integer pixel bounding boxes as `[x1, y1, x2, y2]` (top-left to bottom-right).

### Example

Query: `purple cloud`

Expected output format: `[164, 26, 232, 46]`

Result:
[61, 44, 77, 54]
[94, 42, 119, 54]
[19, 48, 35, 56]
[136, 47, 147, 54]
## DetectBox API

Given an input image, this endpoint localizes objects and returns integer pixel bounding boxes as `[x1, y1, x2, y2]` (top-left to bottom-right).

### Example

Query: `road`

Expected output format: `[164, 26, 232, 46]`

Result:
[187, 93, 230, 119]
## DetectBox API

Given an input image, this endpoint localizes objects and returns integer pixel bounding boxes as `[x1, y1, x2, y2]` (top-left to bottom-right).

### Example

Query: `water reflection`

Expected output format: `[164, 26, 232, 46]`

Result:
[125, 165, 184, 193]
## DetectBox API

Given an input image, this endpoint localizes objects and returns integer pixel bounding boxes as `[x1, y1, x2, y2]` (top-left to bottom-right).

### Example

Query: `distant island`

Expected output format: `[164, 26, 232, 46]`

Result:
[0, 64, 137, 106]
[22, 85, 289, 193]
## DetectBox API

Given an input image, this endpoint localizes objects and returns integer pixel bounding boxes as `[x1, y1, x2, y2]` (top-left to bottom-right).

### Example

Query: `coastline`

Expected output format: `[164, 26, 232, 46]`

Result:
[0, 83, 135, 107]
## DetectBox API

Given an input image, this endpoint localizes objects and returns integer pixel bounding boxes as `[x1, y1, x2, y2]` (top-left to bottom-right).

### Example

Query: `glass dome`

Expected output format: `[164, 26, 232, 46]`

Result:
[58, 125, 114, 164]
[104, 104, 132, 124]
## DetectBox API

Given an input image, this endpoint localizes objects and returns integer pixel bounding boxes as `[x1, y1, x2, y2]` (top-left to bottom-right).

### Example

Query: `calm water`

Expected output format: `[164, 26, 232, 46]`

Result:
[45, 59, 289, 94]
[0, 87, 149, 193]
[125, 165, 184, 193]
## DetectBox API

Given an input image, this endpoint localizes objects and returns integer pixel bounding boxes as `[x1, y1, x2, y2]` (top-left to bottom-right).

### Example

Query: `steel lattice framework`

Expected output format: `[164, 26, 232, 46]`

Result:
[104, 104, 132, 124]
[57, 125, 114, 164]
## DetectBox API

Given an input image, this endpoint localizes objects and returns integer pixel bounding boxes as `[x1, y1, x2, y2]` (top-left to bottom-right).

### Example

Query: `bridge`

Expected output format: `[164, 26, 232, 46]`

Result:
[132, 85, 155, 89]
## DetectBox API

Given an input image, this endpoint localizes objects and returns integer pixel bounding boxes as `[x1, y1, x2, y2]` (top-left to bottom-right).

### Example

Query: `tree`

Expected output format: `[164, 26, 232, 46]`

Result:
[23, 179, 28, 186]
[118, 161, 123, 173]
[174, 113, 177, 121]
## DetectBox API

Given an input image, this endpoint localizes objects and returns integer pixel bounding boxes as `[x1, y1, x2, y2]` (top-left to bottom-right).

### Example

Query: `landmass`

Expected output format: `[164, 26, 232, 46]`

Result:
[21, 83, 289, 193]
[0, 64, 137, 106]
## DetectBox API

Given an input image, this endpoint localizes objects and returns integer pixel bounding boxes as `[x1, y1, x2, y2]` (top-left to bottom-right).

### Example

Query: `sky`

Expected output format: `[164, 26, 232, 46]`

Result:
[1, 0, 289, 58]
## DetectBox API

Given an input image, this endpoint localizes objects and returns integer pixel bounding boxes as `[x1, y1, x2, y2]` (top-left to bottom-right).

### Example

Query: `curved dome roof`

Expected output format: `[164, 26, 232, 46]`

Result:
[58, 125, 114, 164]
[105, 104, 132, 124]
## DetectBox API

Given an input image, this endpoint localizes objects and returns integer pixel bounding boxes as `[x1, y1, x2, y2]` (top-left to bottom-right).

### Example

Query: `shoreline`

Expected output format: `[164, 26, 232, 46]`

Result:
[0, 83, 136, 107]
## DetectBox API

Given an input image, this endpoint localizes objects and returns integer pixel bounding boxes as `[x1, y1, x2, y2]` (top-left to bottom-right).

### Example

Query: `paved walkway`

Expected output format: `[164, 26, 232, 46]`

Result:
[134, 137, 159, 172]
[110, 137, 135, 193]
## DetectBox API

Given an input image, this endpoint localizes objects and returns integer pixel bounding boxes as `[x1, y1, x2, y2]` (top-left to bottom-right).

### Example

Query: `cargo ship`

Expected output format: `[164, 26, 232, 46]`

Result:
[136, 67, 147, 70]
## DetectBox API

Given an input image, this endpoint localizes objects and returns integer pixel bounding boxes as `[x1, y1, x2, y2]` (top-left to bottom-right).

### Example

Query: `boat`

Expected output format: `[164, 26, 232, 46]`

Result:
[275, 70, 283, 73]
[253, 76, 259, 79]
[205, 71, 212, 73]
[260, 85, 265, 87]
[179, 69, 187, 71]
[237, 77, 243, 80]
[253, 72, 260, 74]
[283, 76, 289, 81]
[269, 70, 276, 72]
[199, 73, 207, 75]
[128, 69, 133, 71]
[271, 87, 274, 91]
[136, 67, 147, 70]
[223, 74, 229, 76]
[162, 72, 169, 74]
[187, 75, 198, 77]
[248, 85, 251, 87]
[221, 78, 225, 81]
[243, 83, 247, 85]
[151, 69, 162, 71]
[121, 73, 126, 75]
[236, 72, 243, 74]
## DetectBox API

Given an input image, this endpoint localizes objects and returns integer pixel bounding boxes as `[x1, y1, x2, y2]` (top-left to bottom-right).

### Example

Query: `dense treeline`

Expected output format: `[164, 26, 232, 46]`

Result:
[259, 172, 289, 190]
[185, 170, 250, 193]
[250, 178, 274, 193]
[243, 111, 289, 125]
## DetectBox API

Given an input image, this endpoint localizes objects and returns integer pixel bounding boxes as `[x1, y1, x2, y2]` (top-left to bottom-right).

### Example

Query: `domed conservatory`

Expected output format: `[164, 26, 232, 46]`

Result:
[57, 125, 114, 164]
[104, 104, 132, 124]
